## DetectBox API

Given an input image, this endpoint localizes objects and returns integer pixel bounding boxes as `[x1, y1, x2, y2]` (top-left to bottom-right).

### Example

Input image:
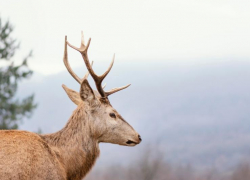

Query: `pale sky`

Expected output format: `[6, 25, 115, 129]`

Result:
[1, 0, 250, 75]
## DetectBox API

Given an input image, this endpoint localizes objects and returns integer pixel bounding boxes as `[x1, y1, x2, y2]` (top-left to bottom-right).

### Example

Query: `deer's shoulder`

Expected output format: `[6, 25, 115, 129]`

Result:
[0, 130, 58, 157]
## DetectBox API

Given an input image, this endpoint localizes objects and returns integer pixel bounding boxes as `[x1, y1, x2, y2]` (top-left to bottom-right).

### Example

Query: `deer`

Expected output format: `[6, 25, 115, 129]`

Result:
[0, 32, 141, 180]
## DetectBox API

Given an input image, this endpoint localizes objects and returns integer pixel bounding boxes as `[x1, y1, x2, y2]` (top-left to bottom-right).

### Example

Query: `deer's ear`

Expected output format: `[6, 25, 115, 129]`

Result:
[62, 84, 82, 105]
[80, 79, 95, 103]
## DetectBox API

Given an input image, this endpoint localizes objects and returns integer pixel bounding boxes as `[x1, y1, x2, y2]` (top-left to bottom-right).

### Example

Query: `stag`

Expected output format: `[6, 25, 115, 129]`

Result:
[0, 32, 141, 180]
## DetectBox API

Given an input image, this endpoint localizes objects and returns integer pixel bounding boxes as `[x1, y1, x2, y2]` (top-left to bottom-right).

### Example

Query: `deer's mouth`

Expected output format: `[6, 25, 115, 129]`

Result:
[126, 140, 138, 146]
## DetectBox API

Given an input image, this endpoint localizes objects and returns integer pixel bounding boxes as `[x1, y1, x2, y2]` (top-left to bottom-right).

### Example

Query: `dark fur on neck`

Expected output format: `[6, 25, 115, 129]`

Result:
[40, 104, 100, 180]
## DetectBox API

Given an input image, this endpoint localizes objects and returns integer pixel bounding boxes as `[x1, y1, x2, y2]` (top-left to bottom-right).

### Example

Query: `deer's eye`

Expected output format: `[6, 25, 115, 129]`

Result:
[109, 113, 116, 118]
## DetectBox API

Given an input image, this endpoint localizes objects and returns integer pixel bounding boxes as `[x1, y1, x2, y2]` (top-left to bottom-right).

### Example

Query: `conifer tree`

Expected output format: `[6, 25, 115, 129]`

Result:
[0, 17, 36, 129]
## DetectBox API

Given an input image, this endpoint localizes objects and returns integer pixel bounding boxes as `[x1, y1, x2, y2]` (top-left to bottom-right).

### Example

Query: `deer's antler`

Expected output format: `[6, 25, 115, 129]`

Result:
[66, 31, 130, 98]
[63, 36, 92, 83]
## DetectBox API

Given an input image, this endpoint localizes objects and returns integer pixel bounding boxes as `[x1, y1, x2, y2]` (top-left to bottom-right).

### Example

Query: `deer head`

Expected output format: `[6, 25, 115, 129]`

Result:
[62, 32, 141, 146]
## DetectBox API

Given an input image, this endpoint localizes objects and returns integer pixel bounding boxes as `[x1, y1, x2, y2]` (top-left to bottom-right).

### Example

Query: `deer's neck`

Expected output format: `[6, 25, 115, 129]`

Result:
[41, 104, 100, 180]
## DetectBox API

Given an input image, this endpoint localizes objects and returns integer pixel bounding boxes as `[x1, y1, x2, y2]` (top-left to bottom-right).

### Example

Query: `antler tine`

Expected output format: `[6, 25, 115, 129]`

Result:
[102, 83, 107, 89]
[66, 31, 91, 54]
[100, 54, 115, 80]
[63, 36, 82, 84]
[105, 84, 131, 96]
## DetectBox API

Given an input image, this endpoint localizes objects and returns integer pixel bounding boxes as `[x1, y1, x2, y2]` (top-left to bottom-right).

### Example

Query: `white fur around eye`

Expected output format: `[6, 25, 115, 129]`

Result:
[108, 119, 118, 125]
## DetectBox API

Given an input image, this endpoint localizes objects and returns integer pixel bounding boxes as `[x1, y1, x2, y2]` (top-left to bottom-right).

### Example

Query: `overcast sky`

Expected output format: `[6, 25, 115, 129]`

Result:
[1, 0, 250, 75]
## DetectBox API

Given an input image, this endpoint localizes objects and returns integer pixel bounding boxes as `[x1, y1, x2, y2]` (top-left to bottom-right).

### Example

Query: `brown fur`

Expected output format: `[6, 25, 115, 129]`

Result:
[41, 104, 100, 180]
[0, 104, 99, 180]
[0, 130, 66, 180]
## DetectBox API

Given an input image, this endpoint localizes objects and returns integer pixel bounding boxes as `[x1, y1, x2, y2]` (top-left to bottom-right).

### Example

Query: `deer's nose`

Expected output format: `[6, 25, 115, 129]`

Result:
[138, 135, 142, 141]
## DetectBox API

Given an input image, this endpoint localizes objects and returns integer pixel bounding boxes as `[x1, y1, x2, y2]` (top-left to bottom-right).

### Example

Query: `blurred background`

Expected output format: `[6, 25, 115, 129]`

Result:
[1, 0, 250, 179]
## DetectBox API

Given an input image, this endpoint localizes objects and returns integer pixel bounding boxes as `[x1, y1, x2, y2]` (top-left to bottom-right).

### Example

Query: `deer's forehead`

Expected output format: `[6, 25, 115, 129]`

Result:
[100, 104, 114, 111]
[98, 103, 120, 114]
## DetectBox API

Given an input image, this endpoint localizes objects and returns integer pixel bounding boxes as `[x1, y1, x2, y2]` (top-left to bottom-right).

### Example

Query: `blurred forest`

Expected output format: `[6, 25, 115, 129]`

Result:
[0, 17, 36, 129]
[86, 146, 250, 180]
